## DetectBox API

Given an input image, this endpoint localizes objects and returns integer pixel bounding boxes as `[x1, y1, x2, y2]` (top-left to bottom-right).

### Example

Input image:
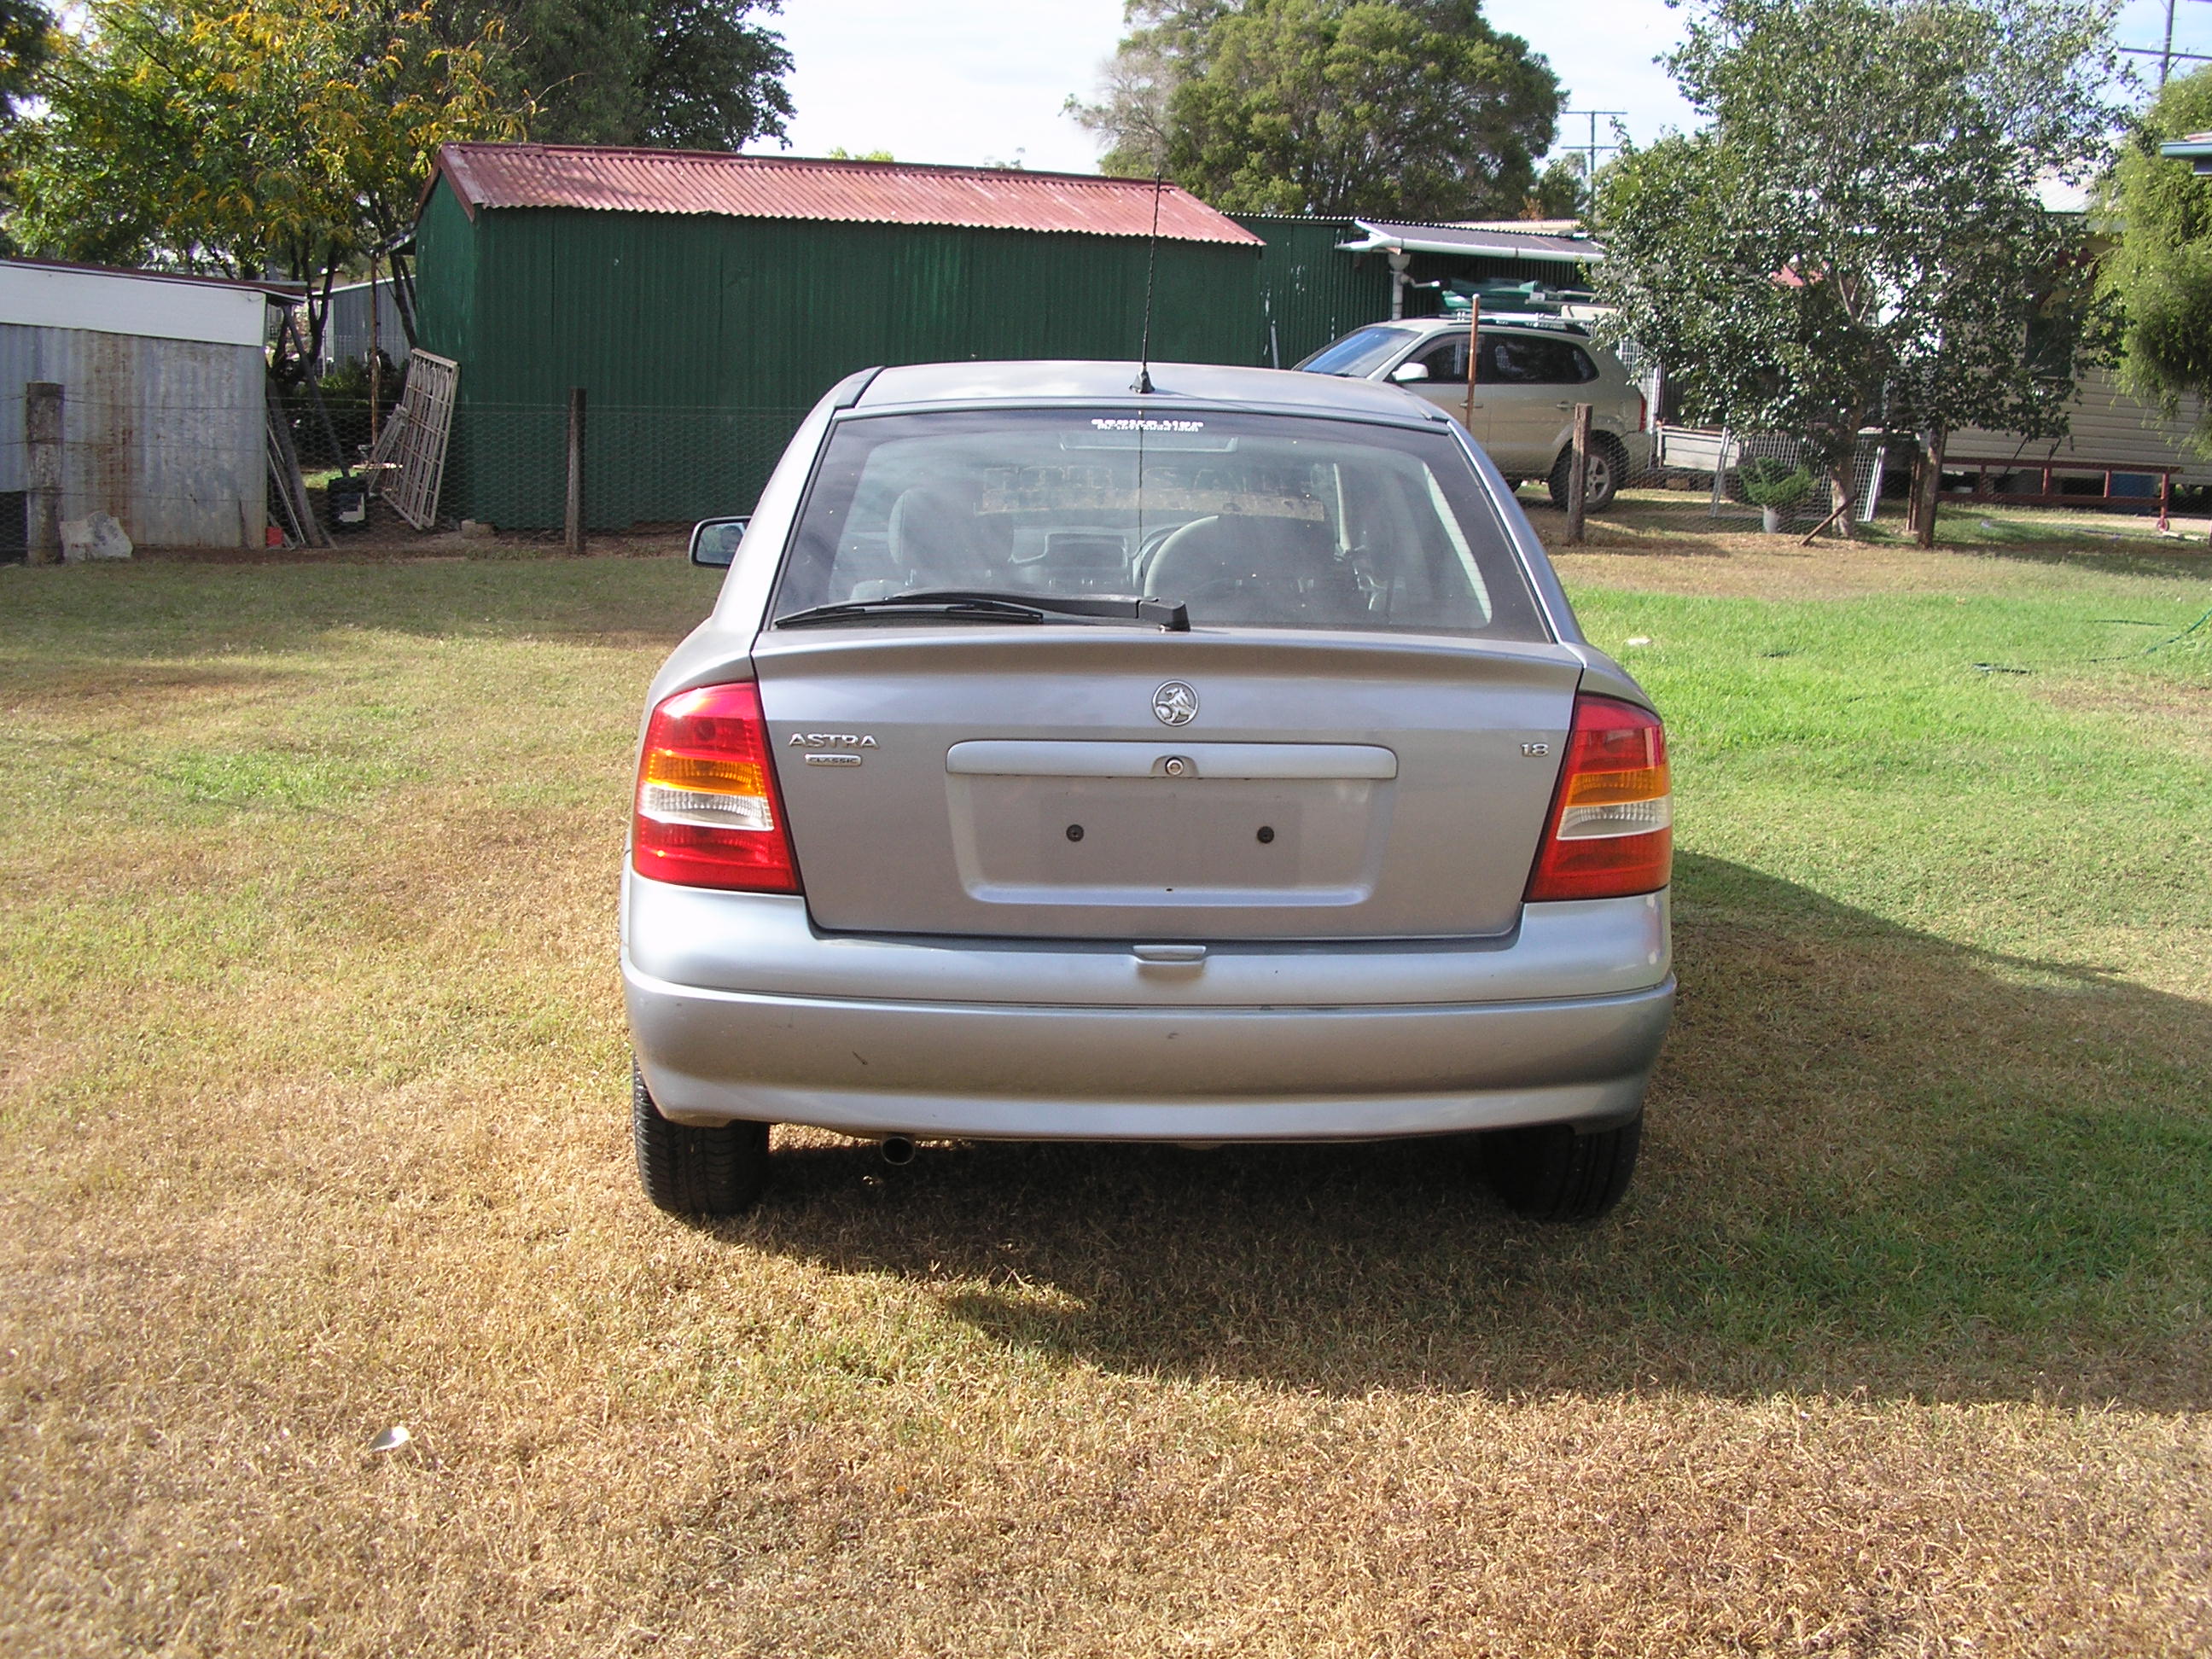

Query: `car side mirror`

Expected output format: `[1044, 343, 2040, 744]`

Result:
[1389, 361, 1430, 383]
[689, 516, 749, 568]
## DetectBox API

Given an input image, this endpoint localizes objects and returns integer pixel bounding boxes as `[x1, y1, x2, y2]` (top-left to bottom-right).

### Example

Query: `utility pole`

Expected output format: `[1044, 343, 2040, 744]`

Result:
[2118, 0, 2212, 88]
[1557, 109, 1626, 207]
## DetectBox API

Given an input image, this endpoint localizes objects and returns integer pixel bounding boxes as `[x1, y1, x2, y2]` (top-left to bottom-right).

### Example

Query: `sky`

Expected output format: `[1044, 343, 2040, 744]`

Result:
[761, 0, 2212, 178]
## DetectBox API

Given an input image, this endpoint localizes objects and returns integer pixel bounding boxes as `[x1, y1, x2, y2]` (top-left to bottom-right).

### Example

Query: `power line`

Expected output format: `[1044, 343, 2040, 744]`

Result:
[1557, 109, 1626, 190]
[2123, 0, 2212, 87]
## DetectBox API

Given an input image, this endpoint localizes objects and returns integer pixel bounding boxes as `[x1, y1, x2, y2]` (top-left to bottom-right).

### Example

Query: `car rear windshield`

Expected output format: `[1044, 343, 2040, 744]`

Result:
[771, 408, 1549, 640]
[1293, 325, 1417, 377]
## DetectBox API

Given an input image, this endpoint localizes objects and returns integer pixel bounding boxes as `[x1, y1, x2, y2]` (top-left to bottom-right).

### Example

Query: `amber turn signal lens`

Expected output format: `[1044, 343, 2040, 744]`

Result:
[1525, 696, 1672, 902]
[632, 682, 801, 894]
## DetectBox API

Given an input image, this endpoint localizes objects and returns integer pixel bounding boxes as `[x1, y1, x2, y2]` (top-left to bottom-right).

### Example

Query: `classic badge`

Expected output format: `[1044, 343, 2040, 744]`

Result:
[1151, 681, 1198, 727]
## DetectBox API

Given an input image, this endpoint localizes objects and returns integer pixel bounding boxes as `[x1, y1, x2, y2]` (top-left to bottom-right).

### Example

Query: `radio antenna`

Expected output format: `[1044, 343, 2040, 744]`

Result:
[1132, 171, 1164, 393]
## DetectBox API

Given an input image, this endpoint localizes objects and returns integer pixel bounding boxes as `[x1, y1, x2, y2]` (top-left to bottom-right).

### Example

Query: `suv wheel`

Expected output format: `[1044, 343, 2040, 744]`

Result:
[632, 1062, 771, 1217]
[1481, 1115, 1641, 1221]
[1547, 434, 1627, 512]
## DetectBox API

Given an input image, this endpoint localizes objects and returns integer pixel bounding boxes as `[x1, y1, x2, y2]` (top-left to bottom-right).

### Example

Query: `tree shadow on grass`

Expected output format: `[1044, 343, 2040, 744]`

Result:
[1937, 539, 2212, 583]
[731, 853, 2212, 1410]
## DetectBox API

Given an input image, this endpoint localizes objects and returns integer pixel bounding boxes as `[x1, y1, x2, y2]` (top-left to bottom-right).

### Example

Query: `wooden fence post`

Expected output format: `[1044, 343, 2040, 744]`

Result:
[1565, 402, 1592, 545]
[565, 387, 586, 556]
[25, 382, 61, 566]
[1460, 297, 1481, 434]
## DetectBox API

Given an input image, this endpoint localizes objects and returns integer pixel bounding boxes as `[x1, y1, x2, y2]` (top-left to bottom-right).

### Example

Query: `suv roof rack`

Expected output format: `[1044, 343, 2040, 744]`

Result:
[1420, 311, 1592, 338]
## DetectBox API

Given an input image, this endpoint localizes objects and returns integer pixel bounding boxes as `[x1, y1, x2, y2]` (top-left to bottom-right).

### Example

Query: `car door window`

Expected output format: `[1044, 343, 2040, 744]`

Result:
[1481, 336, 1597, 385]
[1412, 335, 1469, 385]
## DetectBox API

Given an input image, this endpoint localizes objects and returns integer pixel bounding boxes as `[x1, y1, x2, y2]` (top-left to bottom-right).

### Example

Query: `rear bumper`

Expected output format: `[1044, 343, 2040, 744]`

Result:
[628, 969, 1672, 1140]
[622, 883, 1673, 1142]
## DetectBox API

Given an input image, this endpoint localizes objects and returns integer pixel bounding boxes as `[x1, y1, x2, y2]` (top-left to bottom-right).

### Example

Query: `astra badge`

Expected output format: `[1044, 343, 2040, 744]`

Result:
[787, 732, 876, 749]
[1151, 681, 1198, 727]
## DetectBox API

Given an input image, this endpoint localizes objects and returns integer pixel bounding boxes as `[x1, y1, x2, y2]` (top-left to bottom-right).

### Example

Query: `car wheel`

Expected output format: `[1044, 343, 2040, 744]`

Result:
[1481, 1114, 1641, 1222]
[1547, 435, 1627, 512]
[632, 1062, 771, 1218]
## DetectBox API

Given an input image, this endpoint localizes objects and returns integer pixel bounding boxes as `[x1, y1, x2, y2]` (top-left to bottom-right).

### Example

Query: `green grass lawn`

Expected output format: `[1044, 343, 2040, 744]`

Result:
[3, 546, 2208, 1655]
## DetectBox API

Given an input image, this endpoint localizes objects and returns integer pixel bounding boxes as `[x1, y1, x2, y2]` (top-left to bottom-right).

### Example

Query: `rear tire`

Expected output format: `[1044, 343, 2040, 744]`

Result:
[1481, 1115, 1641, 1222]
[632, 1062, 771, 1218]
[1547, 434, 1627, 512]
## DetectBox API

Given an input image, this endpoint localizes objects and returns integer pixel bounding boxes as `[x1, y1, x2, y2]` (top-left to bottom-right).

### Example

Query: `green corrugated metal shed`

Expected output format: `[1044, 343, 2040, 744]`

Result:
[413, 145, 1266, 529]
[1231, 214, 1394, 369]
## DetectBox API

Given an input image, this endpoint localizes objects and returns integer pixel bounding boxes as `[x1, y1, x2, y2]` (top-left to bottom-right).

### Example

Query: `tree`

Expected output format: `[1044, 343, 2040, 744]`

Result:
[0, 0, 54, 127]
[1592, 0, 2121, 540]
[462, 0, 792, 150]
[6, 0, 525, 374]
[2097, 67, 2212, 452]
[1068, 0, 1559, 220]
[1528, 154, 1586, 218]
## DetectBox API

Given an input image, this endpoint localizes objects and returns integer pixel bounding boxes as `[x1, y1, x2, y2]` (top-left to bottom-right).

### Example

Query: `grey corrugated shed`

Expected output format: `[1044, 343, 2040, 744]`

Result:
[0, 323, 266, 549]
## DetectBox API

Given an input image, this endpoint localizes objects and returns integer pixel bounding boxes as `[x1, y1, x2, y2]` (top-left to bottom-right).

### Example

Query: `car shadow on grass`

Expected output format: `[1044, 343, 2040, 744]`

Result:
[729, 853, 2212, 1411]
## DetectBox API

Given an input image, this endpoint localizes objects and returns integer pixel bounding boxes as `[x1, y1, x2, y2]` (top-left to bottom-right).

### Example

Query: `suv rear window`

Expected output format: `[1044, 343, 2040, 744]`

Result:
[773, 409, 1548, 640]
[1480, 335, 1598, 385]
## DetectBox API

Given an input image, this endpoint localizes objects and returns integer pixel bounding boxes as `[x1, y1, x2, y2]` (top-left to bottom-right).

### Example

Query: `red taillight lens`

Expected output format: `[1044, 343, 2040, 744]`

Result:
[632, 682, 801, 893]
[1525, 695, 1672, 902]
[1637, 393, 1650, 433]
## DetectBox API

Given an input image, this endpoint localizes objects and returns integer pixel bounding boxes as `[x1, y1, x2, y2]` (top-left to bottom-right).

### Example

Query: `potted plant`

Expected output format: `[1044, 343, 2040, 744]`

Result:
[1738, 457, 1815, 533]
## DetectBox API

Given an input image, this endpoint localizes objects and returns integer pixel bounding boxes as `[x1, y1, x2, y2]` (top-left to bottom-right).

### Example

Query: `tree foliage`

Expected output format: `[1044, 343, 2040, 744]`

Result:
[1070, 0, 1560, 219]
[2096, 67, 2212, 451]
[0, 0, 55, 127]
[1593, 0, 2120, 494]
[460, 0, 792, 151]
[6, 0, 525, 366]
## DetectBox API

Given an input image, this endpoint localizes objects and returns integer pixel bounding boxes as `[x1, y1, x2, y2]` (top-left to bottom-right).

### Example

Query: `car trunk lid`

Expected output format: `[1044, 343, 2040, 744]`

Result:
[751, 627, 1580, 940]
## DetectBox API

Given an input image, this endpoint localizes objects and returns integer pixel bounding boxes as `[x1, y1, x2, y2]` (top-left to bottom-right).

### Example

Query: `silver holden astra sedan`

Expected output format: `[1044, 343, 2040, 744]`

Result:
[623, 361, 1674, 1224]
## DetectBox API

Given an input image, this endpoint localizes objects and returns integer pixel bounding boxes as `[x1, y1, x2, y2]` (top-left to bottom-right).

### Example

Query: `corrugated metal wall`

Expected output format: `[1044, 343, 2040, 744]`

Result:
[316, 280, 409, 375]
[416, 182, 1263, 528]
[1953, 364, 2212, 487]
[1232, 214, 1393, 368]
[0, 323, 265, 549]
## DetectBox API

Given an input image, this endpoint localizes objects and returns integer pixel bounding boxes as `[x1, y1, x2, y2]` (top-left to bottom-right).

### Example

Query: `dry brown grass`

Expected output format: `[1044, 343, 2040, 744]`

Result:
[3, 550, 2208, 1656]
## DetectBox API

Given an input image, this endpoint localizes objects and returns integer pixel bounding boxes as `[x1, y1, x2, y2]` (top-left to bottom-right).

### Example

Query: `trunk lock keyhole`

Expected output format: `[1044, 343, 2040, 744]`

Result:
[1161, 755, 1190, 777]
[1257, 825, 1275, 844]
[1066, 824, 1085, 841]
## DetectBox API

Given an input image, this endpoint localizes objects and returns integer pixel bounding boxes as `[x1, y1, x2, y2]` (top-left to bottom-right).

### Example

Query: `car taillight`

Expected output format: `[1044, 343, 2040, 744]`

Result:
[1525, 695, 1672, 902]
[632, 682, 801, 893]
[1637, 393, 1649, 432]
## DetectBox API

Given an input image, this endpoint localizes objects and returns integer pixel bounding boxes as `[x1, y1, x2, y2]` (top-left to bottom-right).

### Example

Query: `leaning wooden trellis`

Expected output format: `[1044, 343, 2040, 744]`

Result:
[368, 350, 458, 529]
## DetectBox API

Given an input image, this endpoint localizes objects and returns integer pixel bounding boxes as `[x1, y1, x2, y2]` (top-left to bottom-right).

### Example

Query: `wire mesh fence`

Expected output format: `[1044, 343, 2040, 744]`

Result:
[1558, 426, 1899, 538]
[282, 398, 811, 534]
[445, 404, 810, 533]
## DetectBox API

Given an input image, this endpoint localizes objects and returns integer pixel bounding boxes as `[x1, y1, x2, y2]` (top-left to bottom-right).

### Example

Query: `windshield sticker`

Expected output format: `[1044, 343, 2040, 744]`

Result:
[1091, 417, 1206, 432]
[981, 484, 1325, 521]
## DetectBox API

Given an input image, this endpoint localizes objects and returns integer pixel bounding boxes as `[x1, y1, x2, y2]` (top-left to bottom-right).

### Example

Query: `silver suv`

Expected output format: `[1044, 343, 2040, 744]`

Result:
[1297, 317, 1651, 510]
[624, 361, 1674, 1224]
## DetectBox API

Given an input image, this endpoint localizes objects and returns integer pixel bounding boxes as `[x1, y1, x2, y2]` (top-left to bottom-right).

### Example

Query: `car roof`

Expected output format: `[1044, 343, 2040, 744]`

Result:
[853, 358, 1452, 423]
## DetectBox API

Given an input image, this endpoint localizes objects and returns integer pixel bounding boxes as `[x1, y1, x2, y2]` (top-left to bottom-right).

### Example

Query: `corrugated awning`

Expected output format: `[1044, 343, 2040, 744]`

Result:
[2158, 132, 2212, 174]
[1336, 218, 1604, 265]
[429, 144, 1264, 245]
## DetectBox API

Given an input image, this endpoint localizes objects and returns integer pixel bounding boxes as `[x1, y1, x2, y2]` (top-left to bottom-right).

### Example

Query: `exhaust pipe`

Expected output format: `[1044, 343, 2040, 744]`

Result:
[879, 1135, 917, 1167]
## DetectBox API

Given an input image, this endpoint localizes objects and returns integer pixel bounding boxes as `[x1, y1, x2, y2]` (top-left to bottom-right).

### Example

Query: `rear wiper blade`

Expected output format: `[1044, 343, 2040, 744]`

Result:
[778, 590, 1190, 631]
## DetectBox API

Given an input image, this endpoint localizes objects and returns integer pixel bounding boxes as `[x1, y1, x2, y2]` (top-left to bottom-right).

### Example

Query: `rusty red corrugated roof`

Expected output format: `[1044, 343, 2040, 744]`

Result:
[430, 144, 1262, 246]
